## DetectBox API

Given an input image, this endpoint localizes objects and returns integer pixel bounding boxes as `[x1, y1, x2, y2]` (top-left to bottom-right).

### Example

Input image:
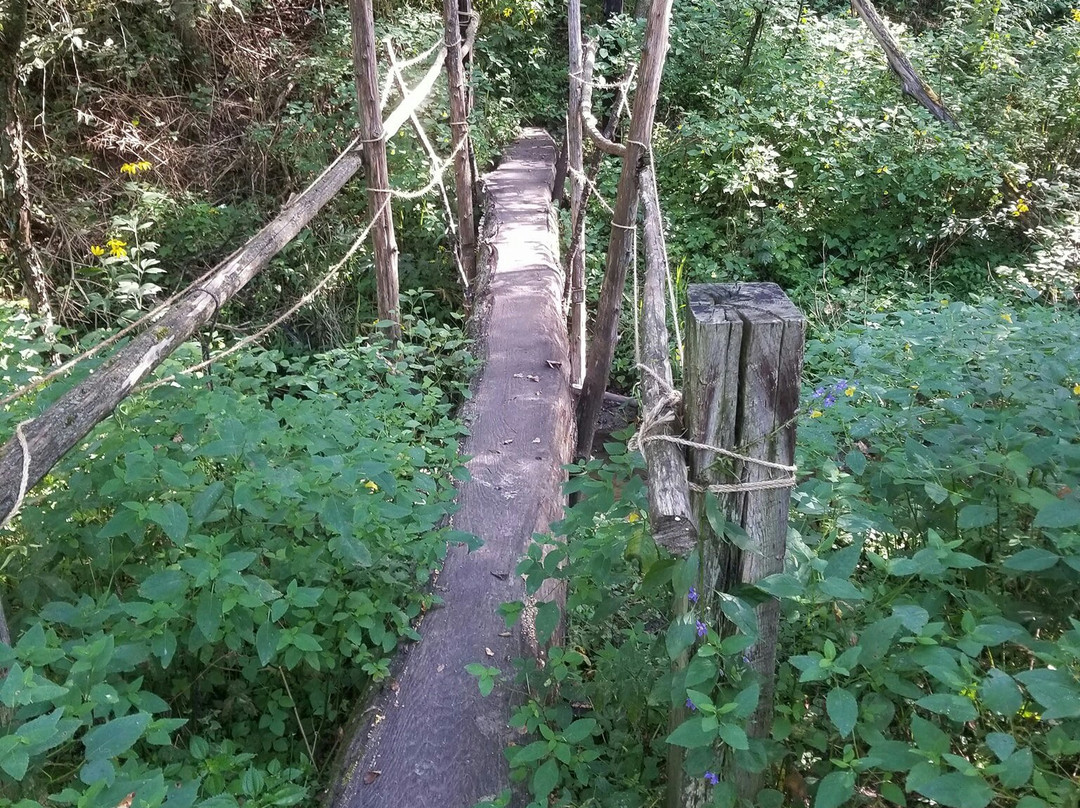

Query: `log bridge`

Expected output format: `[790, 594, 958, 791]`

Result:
[328, 129, 574, 808]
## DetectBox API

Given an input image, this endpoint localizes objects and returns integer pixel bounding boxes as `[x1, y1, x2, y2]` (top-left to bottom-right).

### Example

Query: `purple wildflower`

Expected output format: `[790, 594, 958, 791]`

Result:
[688, 587, 698, 604]
[823, 393, 836, 407]
[813, 386, 825, 398]
[696, 620, 708, 638]
[704, 771, 719, 786]
[686, 697, 697, 711]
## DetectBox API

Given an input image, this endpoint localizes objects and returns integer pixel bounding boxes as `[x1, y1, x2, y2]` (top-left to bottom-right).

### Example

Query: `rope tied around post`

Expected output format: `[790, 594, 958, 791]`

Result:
[628, 363, 798, 494]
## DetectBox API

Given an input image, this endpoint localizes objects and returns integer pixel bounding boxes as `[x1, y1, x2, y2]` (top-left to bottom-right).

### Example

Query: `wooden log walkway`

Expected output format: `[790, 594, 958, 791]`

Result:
[330, 129, 574, 808]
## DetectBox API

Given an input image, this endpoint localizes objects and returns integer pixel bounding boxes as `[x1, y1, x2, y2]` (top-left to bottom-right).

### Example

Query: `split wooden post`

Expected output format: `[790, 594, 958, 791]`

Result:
[350, 0, 401, 338]
[639, 167, 695, 555]
[678, 283, 804, 806]
[567, 0, 586, 389]
[575, 0, 674, 459]
[444, 0, 477, 284]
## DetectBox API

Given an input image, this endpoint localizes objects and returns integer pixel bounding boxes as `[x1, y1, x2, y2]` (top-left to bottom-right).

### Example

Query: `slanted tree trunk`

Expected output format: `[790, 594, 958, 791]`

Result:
[575, 0, 674, 460]
[0, 0, 53, 324]
[732, 7, 766, 88]
[350, 0, 401, 337]
[851, 0, 955, 124]
[444, 0, 477, 284]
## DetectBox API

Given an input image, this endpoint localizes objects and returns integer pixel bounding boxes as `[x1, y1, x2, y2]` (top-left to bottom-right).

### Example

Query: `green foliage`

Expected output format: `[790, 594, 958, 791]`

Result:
[0, 310, 476, 806]
[498, 299, 1080, 808]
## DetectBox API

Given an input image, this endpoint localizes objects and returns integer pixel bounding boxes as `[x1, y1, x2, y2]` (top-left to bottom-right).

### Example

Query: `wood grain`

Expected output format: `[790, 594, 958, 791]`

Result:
[329, 129, 574, 808]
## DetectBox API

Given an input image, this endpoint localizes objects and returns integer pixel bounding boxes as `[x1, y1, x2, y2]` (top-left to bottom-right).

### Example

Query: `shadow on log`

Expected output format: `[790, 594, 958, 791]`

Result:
[328, 129, 573, 808]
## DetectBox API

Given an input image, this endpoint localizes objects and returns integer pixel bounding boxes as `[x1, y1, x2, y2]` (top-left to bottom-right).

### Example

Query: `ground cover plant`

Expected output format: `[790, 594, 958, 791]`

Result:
[501, 298, 1080, 808]
[0, 299, 476, 807]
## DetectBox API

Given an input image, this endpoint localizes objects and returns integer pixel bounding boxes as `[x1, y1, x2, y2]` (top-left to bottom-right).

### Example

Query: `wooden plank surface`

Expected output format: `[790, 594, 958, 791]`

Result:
[329, 129, 573, 808]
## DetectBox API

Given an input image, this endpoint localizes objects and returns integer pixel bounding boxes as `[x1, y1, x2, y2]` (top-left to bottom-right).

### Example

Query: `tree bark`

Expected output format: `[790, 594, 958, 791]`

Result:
[444, 0, 477, 284]
[351, 0, 402, 337]
[850, 0, 955, 124]
[0, 0, 54, 324]
[580, 41, 627, 158]
[639, 167, 695, 555]
[575, 0, 674, 460]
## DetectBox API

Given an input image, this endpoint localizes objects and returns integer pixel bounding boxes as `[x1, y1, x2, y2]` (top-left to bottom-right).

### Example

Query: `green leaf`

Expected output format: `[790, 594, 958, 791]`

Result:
[82, 713, 151, 761]
[998, 747, 1033, 788]
[256, 622, 278, 666]
[957, 504, 996, 530]
[911, 714, 950, 757]
[149, 502, 189, 543]
[195, 592, 222, 640]
[814, 770, 855, 808]
[916, 694, 978, 722]
[820, 577, 865, 600]
[893, 604, 930, 633]
[924, 483, 949, 504]
[756, 573, 804, 598]
[561, 719, 596, 744]
[531, 757, 559, 799]
[979, 669, 1022, 716]
[666, 717, 714, 749]
[666, 616, 697, 661]
[191, 481, 226, 525]
[535, 601, 561, 646]
[1015, 668, 1080, 719]
[1001, 549, 1060, 572]
[511, 740, 550, 766]
[732, 682, 760, 719]
[844, 449, 867, 476]
[985, 732, 1015, 762]
[826, 687, 858, 738]
[914, 773, 993, 808]
[1033, 499, 1080, 528]
[717, 722, 748, 750]
[139, 569, 188, 602]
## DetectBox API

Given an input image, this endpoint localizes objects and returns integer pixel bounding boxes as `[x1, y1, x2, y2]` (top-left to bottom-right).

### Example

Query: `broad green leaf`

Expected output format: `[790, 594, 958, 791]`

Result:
[998, 747, 1033, 788]
[756, 573, 803, 598]
[511, 740, 550, 766]
[893, 604, 929, 633]
[916, 694, 978, 723]
[924, 483, 949, 504]
[666, 616, 697, 661]
[1002, 549, 1060, 572]
[732, 682, 760, 719]
[191, 481, 226, 525]
[535, 601, 561, 646]
[666, 717, 714, 749]
[717, 722, 748, 750]
[986, 732, 1015, 762]
[82, 713, 151, 761]
[561, 718, 596, 744]
[139, 569, 188, 602]
[979, 670, 1022, 716]
[531, 757, 559, 799]
[256, 622, 278, 666]
[1015, 668, 1080, 719]
[149, 502, 189, 543]
[820, 577, 865, 601]
[826, 687, 858, 738]
[814, 770, 855, 808]
[910, 714, 950, 757]
[1033, 499, 1080, 528]
[957, 504, 996, 530]
[914, 772, 993, 808]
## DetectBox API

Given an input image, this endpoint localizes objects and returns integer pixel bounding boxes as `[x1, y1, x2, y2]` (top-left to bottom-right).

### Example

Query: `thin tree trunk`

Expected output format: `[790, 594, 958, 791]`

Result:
[444, 0, 477, 284]
[567, 0, 586, 389]
[732, 7, 765, 88]
[851, 0, 955, 124]
[350, 0, 401, 337]
[0, 0, 53, 324]
[575, 0, 674, 460]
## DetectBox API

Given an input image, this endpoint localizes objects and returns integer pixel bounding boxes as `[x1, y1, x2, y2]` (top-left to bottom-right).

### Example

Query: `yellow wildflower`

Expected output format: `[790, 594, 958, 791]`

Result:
[940, 299, 949, 306]
[627, 511, 641, 523]
[90, 245, 105, 257]
[904, 343, 912, 352]
[1001, 313, 1012, 323]
[136, 160, 152, 172]
[844, 386, 856, 397]
[1073, 383, 1080, 396]
[1013, 198, 1029, 216]
[120, 163, 137, 175]
[810, 410, 823, 418]
[363, 480, 379, 492]
[1072, 8, 1080, 22]
[875, 165, 890, 174]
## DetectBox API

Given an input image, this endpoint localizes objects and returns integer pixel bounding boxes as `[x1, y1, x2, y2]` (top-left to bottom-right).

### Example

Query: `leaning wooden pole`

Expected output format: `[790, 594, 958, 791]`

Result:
[444, 0, 477, 284]
[575, 0, 674, 459]
[0, 44, 450, 525]
[851, 0, 955, 124]
[351, 0, 401, 337]
[679, 283, 804, 806]
[567, 0, 586, 389]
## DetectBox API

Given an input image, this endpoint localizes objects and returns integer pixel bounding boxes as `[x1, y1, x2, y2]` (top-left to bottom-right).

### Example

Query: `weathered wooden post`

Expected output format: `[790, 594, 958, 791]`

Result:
[443, 0, 477, 284]
[350, 0, 401, 337]
[677, 282, 804, 806]
[567, 0, 586, 389]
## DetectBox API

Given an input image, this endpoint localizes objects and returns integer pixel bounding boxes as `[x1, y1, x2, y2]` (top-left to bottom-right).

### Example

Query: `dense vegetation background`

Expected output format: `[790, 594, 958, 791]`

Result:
[0, 0, 1078, 806]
